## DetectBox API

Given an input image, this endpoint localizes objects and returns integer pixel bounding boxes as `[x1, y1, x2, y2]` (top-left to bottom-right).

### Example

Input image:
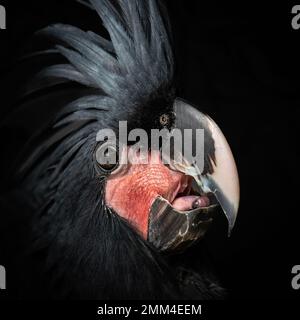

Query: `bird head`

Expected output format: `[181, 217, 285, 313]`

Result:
[20, 0, 239, 260]
[98, 97, 239, 252]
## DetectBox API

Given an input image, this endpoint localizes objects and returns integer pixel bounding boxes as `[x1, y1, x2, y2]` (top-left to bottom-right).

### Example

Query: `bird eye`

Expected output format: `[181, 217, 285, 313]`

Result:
[95, 143, 119, 173]
[159, 113, 170, 126]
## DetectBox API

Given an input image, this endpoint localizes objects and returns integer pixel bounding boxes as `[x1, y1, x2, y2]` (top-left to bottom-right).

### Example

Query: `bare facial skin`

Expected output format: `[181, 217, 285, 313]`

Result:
[105, 149, 209, 238]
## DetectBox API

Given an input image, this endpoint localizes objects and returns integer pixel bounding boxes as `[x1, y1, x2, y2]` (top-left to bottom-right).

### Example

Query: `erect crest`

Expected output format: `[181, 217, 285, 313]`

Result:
[36, 0, 174, 115]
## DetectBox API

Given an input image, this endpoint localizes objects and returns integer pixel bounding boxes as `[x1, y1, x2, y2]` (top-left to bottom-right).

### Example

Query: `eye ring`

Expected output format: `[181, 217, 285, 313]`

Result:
[95, 143, 119, 173]
[159, 113, 170, 126]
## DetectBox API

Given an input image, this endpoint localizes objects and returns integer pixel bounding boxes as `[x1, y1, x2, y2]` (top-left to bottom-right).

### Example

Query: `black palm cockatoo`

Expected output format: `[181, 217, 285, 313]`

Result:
[0, 0, 239, 299]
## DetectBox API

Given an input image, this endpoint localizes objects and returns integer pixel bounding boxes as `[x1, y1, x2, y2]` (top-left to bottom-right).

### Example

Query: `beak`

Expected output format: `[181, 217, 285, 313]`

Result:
[148, 98, 240, 252]
[198, 115, 240, 234]
[173, 99, 240, 234]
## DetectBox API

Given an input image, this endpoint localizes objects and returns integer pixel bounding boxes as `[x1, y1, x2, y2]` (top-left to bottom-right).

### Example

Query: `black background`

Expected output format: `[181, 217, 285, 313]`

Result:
[0, 0, 297, 300]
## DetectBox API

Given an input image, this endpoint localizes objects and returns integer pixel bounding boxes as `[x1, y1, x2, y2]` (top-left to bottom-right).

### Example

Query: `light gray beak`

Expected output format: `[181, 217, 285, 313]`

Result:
[173, 98, 240, 234]
[148, 98, 240, 252]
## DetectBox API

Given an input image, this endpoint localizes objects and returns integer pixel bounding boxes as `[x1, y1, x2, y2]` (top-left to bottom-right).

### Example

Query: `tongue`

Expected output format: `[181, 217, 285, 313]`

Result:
[171, 195, 210, 211]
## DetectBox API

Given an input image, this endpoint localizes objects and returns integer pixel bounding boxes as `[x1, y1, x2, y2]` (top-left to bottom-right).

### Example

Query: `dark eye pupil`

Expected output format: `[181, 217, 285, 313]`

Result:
[101, 162, 117, 171]
[160, 114, 169, 126]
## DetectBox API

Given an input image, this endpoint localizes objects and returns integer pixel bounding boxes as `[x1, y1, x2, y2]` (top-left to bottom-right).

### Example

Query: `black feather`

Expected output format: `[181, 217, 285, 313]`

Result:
[2, 0, 225, 299]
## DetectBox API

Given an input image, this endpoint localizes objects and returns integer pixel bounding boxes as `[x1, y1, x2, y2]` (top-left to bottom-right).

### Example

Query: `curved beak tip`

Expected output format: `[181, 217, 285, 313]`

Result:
[204, 115, 240, 236]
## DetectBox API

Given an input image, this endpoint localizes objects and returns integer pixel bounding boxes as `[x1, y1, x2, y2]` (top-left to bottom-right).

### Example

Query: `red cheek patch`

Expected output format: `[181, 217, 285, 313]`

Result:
[105, 151, 185, 238]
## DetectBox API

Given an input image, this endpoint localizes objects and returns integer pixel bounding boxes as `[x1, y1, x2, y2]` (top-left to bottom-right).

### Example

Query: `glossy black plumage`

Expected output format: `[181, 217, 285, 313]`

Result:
[0, 0, 225, 299]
